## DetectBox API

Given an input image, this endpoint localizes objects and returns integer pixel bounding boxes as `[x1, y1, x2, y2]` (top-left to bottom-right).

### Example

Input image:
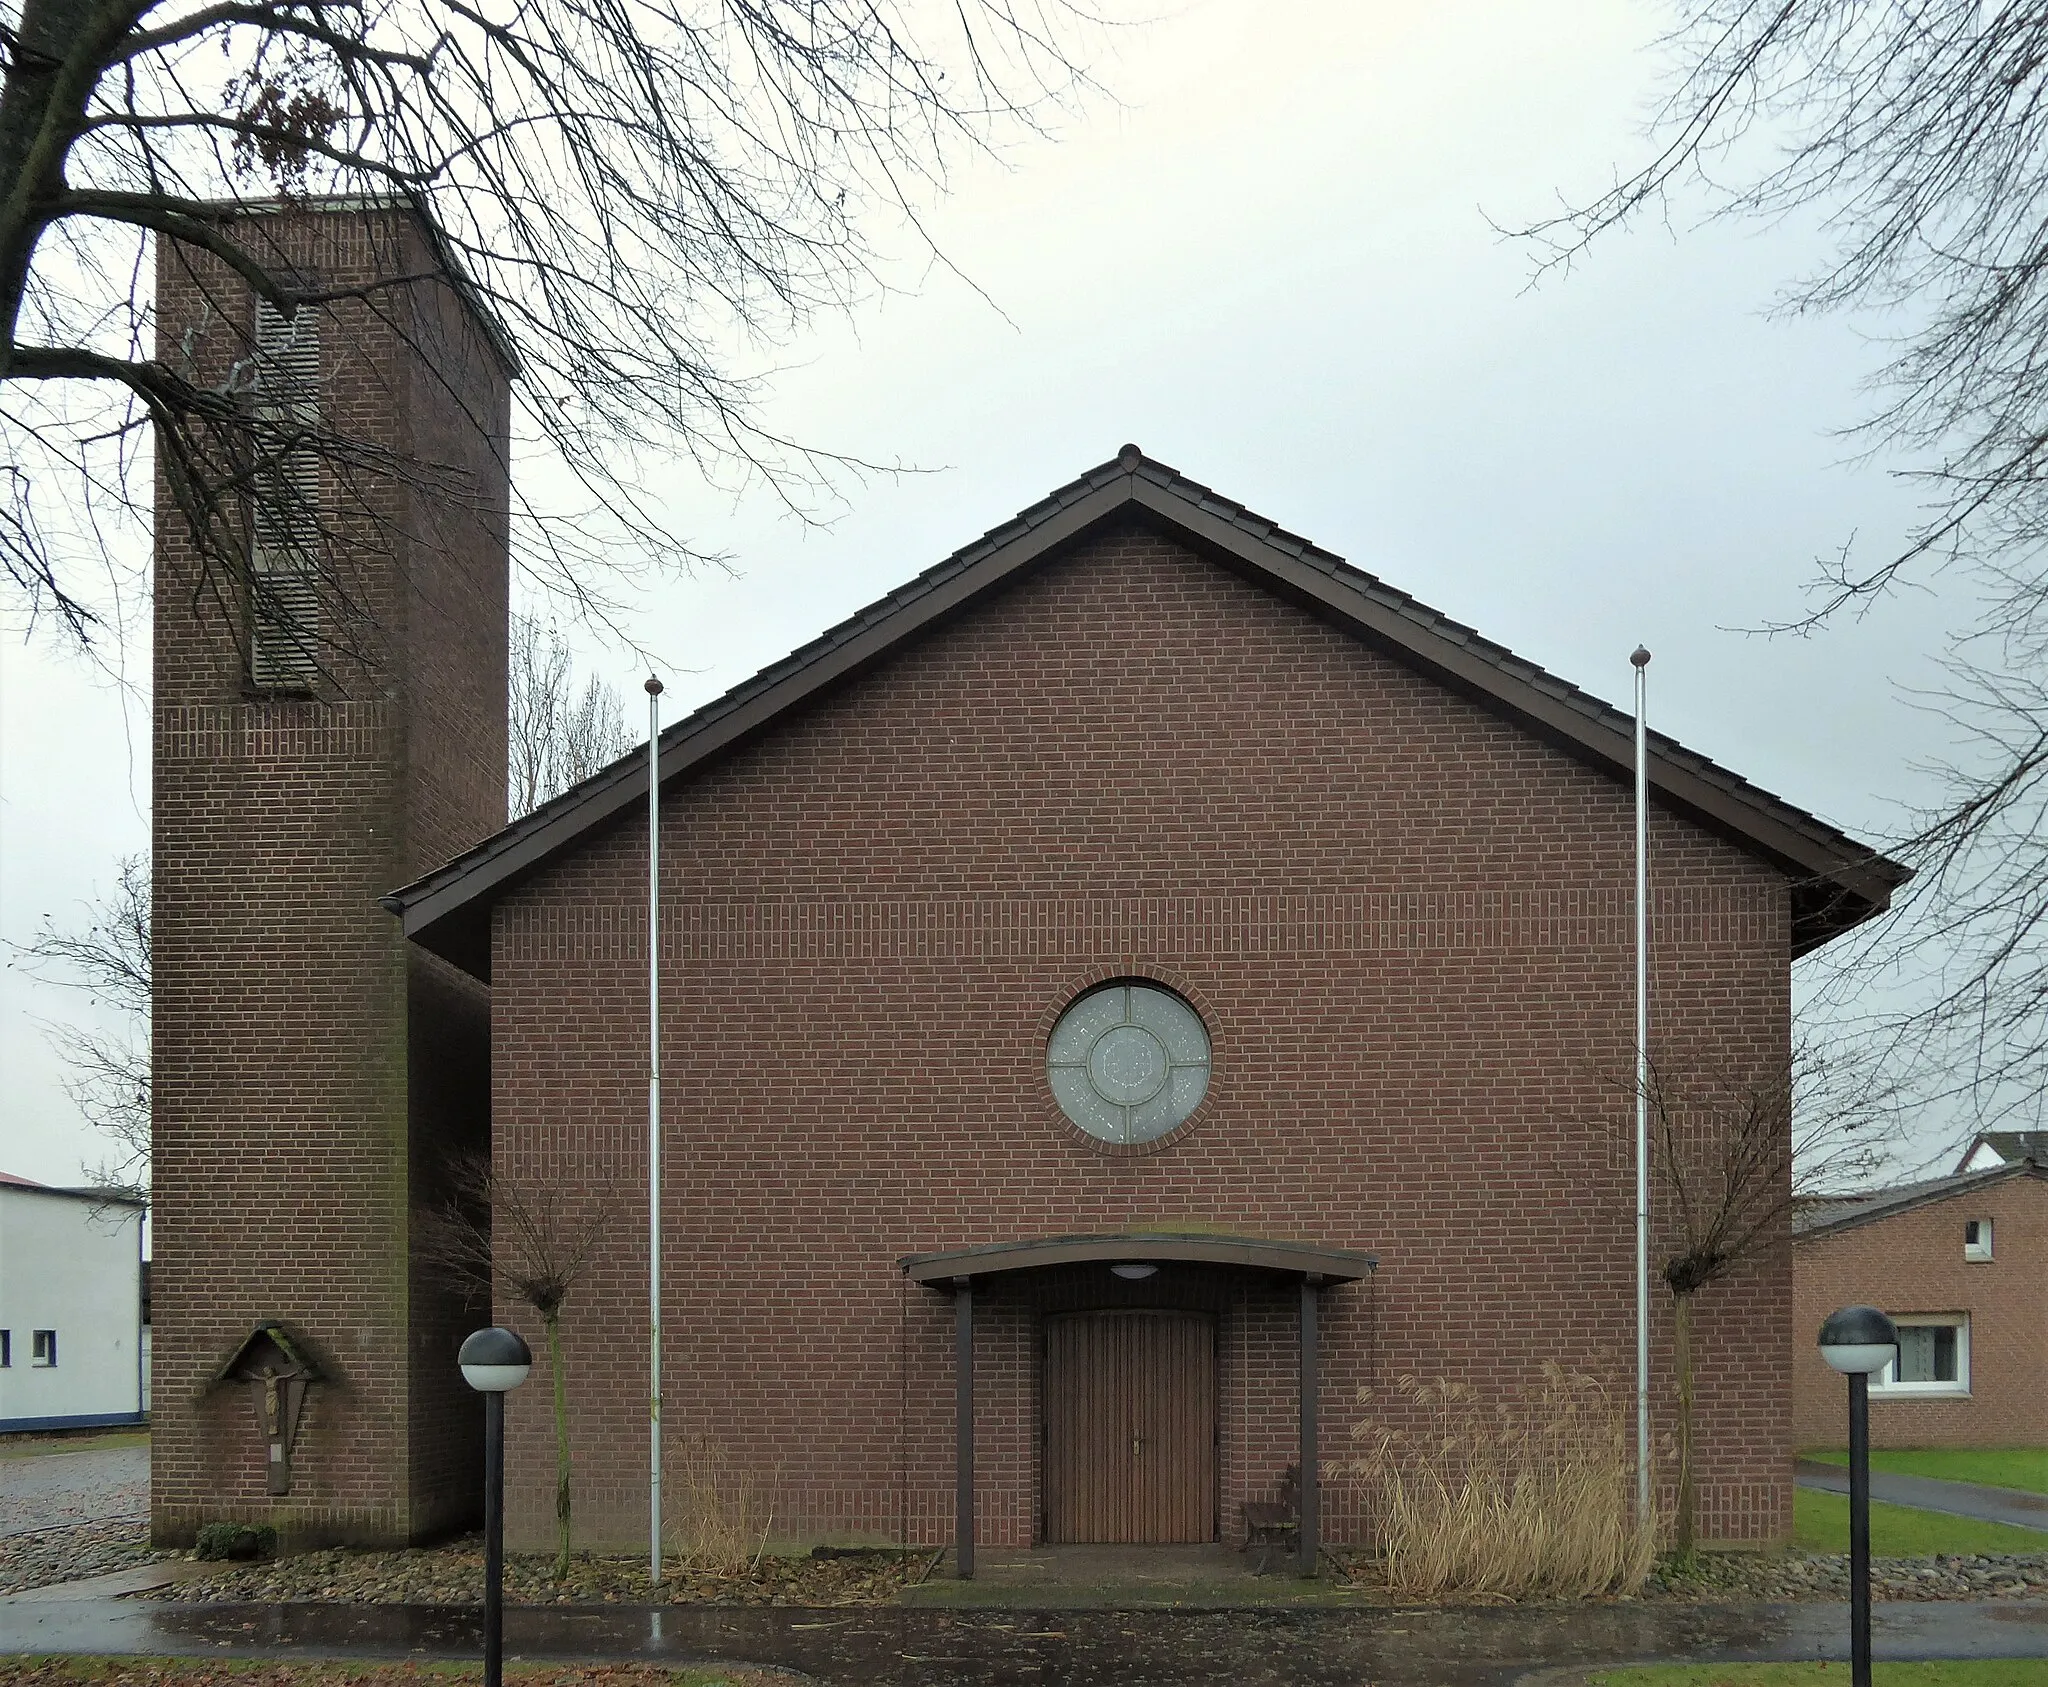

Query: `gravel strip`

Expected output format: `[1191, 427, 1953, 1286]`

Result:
[1642, 1547, 2048, 1602]
[135, 1536, 2048, 1608]
[146, 1540, 926, 1606]
[0, 1519, 165, 1595]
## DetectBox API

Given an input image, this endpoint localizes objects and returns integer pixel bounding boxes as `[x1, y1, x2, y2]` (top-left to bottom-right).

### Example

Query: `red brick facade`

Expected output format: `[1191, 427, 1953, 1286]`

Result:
[150, 215, 1894, 1552]
[487, 521, 1802, 1551]
[1792, 1170, 2048, 1449]
[151, 208, 510, 1547]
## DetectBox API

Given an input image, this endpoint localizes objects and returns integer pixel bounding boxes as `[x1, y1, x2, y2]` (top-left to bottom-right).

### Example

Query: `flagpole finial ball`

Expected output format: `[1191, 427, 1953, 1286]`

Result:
[645, 676, 664, 696]
[1630, 646, 1651, 669]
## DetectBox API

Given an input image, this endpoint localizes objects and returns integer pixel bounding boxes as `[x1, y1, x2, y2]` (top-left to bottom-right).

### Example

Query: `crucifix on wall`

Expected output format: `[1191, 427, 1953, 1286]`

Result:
[212, 1323, 322, 1496]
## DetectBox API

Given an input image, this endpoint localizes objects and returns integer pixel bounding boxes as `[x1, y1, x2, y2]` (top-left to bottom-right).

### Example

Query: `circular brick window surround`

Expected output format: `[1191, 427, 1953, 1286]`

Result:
[1047, 981, 1211, 1145]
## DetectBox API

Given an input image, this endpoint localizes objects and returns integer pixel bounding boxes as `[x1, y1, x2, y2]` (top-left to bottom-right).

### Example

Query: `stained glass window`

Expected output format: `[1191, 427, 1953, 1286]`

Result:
[1048, 982, 1210, 1144]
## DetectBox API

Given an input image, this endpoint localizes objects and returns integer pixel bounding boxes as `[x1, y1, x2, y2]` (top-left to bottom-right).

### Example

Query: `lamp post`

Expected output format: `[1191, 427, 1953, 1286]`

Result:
[461, 1325, 534, 1687]
[1818, 1304, 1899, 1687]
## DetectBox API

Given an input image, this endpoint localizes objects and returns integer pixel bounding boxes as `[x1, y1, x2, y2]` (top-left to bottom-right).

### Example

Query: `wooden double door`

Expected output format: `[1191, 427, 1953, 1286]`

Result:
[1043, 1309, 1217, 1543]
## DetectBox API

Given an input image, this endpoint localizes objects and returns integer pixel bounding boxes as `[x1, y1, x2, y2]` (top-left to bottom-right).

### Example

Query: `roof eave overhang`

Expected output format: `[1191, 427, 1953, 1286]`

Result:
[899, 1231, 1380, 1285]
[0, 1183, 147, 1211]
[387, 475, 1142, 975]
[1794, 1160, 2045, 1242]
[387, 458, 1909, 979]
[1118, 479, 1904, 951]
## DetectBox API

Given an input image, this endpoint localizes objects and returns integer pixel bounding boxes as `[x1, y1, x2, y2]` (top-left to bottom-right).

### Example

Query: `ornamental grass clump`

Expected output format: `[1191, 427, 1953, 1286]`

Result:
[1344, 1363, 1656, 1601]
[667, 1434, 776, 1577]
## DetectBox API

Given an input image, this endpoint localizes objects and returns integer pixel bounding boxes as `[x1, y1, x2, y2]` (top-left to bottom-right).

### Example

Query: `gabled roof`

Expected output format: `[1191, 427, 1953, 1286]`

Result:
[385, 447, 1911, 980]
[1794, 1158, 2046, 1240]
[1952, 1130, 2048, 1175]
[0, 1171, 146, 1210]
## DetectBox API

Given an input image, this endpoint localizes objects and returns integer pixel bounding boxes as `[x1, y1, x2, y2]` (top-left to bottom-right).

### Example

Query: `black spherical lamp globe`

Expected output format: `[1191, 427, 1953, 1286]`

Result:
[459, 1326, 533, 1393]
[1818, 1304, 1898, 1376]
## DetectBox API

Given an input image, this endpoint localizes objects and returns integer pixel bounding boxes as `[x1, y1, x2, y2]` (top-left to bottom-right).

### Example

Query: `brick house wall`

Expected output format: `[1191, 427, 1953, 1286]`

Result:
[1792, 1174, 2048, 1449]
[151, 207, 509, 1547]
[487, 519, 1799, 1552]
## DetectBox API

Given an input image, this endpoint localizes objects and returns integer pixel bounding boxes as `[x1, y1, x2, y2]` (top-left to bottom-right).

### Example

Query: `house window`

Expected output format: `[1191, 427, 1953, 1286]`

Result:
[1047, 981, 1211, 1144]
[1965, 1218, 1994, 1261]
[1871, 1314, 1968, 1396]
[248, 297, 323, 689]
[0, 1330, 10, 1367]
[30, 1330, 56, 1368]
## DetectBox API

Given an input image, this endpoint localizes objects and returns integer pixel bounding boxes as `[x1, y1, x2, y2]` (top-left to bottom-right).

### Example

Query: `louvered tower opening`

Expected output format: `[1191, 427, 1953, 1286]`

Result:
[249, 298, 322, 688]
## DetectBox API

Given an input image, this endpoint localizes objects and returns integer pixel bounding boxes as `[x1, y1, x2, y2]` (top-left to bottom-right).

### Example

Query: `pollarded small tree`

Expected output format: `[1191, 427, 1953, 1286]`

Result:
[418, 1148, 611, 1580]
[1639, 1041, 1893, 1555]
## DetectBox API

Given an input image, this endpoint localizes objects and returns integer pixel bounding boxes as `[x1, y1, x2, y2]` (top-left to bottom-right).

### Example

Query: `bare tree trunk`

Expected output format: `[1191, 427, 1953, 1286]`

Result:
[1672, 1289, 1696, 1558]
[0, 0, 89, 362]
[545, 1310, 571, 1579]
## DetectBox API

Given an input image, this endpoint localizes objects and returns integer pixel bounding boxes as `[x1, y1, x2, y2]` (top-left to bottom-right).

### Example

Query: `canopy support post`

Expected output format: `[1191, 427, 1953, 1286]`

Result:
[954, 1277, 974, 1579]
[1299, 1274, 1321, 1577]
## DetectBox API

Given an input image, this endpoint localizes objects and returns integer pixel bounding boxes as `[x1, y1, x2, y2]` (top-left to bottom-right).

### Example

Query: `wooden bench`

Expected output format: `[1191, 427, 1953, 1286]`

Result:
[1241, 1464, 1300, 1572]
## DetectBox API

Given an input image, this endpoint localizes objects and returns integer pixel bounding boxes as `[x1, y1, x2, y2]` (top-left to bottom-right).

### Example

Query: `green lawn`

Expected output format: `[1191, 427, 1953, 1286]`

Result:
[1793, 1486, 2048, 1555]
[1804, 1447, 2048, 1496]
[1591, 1667, 2048, 1687]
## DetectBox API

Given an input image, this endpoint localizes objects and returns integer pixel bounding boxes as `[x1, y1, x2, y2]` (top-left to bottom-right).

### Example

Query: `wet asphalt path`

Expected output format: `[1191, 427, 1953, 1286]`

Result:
[0, 1598, 2044, 1685]
[1794, 1459, 2048, 1533]
[0, 1443, 148, 1539]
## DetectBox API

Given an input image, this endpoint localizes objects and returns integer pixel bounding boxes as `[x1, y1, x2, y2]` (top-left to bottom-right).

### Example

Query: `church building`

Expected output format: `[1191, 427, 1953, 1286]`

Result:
[150, 207, 1906, 1563]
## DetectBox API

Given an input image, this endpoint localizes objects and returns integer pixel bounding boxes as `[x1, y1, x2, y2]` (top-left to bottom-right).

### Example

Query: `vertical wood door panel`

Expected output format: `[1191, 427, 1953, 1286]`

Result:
[1044, 1310, 1216, 1543]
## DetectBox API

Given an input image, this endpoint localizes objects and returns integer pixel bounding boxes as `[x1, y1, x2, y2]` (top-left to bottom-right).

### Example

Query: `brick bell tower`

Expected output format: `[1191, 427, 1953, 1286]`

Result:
[151, 205, 512, 1546]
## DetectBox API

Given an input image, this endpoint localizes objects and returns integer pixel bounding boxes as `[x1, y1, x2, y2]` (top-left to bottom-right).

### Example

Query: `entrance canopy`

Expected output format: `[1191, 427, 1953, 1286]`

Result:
[899, 1231, 1378, 1286]
[900, 1232, 1375, 1580]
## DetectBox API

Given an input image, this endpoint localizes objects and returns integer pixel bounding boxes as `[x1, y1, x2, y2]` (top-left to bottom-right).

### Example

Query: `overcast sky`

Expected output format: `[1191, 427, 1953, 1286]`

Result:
[0, 1, 1974, 1187]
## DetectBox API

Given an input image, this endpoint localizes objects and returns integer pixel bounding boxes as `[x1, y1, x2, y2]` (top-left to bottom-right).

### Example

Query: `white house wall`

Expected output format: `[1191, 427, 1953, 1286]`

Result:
[0, 1188, 145, 1431]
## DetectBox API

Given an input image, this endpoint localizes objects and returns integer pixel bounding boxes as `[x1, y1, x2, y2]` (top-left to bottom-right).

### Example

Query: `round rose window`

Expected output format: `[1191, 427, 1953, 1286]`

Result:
[1047, 982, 1210, 1144]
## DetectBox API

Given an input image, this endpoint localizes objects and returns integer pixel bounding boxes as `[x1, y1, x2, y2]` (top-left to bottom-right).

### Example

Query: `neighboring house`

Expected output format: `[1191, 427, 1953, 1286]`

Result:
[0, 1174, 147, 1433]
[1793, 1158, 2047, 1449]
[149, 204, 1910, 1556]
[1955, 1131, 2048, 1174]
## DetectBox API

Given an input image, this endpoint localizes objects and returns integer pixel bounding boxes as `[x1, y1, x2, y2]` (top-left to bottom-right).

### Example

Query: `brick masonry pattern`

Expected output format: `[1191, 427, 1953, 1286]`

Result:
[489, 521, 1798, 1552]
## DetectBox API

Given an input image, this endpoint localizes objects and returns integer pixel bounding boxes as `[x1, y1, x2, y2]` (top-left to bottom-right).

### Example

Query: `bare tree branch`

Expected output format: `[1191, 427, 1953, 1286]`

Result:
[508, 610, 634, 816]
[2, 0, 1116, 666]
[6, 850, 151, 1190]
[1521, 4, 2048, 1162]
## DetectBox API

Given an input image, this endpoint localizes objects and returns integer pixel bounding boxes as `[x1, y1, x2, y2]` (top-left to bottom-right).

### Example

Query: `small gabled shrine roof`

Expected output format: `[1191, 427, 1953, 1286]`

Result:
[384, 447, 1910, 979]
[211, 1321, 324, 1385]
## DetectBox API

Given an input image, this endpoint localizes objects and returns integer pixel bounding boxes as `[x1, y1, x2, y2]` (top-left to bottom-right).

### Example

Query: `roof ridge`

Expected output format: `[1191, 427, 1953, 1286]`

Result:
[385, 448, 1910, 979]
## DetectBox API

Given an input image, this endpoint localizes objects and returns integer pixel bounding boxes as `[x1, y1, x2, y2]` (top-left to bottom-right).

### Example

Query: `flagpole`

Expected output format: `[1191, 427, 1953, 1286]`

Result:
[1630, 645, 1652, 1528]
[645, 674, 664, 1584]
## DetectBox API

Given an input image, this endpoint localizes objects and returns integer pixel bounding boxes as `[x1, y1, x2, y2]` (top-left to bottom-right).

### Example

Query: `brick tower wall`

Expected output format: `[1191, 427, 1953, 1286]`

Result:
[151, 207, 509, 1547]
